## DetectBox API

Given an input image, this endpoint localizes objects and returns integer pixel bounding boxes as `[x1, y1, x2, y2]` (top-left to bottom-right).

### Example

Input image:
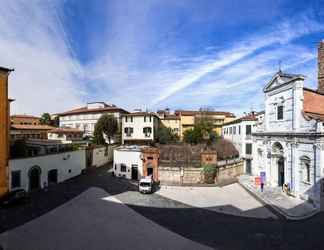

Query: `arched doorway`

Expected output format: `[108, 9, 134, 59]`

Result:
[278, 157, 285, 186]
[29, 166, 41, 191]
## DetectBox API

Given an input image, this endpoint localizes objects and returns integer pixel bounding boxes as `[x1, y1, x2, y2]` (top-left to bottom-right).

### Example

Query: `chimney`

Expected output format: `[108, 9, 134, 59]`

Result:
[318, 40, 324, 94]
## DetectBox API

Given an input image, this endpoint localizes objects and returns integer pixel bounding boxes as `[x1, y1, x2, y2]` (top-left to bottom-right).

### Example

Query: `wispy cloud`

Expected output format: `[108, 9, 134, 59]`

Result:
[0, 1, 86, 115]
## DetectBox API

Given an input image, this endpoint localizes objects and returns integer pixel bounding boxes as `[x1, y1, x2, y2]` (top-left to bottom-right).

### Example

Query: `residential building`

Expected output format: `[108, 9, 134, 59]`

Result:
[57, 102, 128, 141]
[9, 148, 86, 191]
[10, 124, 54, 141]
[113, 145, 159, 181]
[252, 41, 324, 210]
[48, 127, 84, 144]
[0, 66, 13, 197]
[121, 112, 160, 144]
[157, 109, 181, 137]
[222, 113, 258, 174]
[11, 114, 40, 125]
[174, 110, 236, 139]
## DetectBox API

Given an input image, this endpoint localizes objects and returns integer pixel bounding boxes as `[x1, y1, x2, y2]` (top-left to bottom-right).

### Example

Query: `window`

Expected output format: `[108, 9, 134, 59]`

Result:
[11, 171, 21, 189]
[301, 156, 311, 183]
[233, 126, 236, 135]
[143, 127, 152, 137]
[124, 127, 133, 136]
[245, 143, 252, 155]
[277, 105, 284, 120]
[230, 127, 232, 134]
[246, 125, 252, 135]
[120, 164, 127, 172]
[239, 125, 241, 134]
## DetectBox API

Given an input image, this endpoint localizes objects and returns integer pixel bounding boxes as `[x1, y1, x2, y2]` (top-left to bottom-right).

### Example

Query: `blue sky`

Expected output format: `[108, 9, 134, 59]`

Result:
[1, 0, 324, 115]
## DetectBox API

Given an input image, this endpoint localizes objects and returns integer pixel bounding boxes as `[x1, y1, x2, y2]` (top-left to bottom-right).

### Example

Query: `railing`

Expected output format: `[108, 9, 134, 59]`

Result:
[217, 158, 241, 167]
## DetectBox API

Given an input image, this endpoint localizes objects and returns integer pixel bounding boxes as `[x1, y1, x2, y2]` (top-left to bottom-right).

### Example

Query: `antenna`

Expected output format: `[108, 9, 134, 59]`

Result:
[278, 60, 282, 72]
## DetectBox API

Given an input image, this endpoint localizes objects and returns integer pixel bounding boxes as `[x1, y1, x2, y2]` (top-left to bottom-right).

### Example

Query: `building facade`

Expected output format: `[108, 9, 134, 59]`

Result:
[252, 41, 324, 209]
[0, 67, 13, 197]
[157, 109, 181, 137]
[57, 102, 128, 140]
[48, 127, 84, 144]
[174, 110, 236, 139]
[11, 114, 40, 125]
[113, 145, 159, 181]
[121, 112, 160, 144]
[10, 124, 54, 141]
[222, 113, 258, 174]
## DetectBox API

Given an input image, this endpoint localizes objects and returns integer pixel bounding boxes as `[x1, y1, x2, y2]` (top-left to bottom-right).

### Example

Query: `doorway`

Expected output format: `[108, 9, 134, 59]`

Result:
[48, 169, 58, 185]
[131, 165, 138, 180]
[278, 157, 285, 186]
[29, 166, 41, 191]
[147, 167, 153, 177]
[246, 159, 251, 175]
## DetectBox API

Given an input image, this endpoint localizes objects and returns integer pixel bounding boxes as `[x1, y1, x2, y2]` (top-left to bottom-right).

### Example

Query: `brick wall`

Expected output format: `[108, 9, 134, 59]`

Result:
[318, 41, 324, 94]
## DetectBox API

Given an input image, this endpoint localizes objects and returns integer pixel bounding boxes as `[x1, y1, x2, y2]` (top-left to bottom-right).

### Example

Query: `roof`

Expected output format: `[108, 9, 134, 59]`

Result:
[11, 124, 55, 130]
[122, 112, 159, 118]
[0, 66, 14, 72]
[49, 127, 83, 134]
[174, 110, 235, 117]
[223, 113, 258, 126]
[303, 88, 324, 121]
[56, 105, 128, 116]
[115, 145, 153, 152]
[161, 115, 180, 120]
[11, 114, 40, 119]
[264, 71, 305, 93]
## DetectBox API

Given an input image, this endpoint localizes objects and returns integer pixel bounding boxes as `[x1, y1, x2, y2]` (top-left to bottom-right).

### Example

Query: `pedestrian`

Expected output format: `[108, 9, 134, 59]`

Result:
[260, 181, 264, 192]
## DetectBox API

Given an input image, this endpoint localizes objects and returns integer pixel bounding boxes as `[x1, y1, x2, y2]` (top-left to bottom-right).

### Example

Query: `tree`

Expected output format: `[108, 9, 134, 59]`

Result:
[93, 114, 119, 145]
[183, 129, 199, 144]
[202, 164, 217, 184]
[40, 113, 52, 125]
[156, 126, 179, 144]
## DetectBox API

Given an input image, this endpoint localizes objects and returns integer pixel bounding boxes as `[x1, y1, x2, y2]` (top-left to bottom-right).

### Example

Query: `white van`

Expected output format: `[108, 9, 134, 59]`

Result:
[139, 176, 153, 194]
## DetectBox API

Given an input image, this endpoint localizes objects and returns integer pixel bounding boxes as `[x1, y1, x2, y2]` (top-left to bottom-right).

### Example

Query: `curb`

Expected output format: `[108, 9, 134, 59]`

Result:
[238, 181, 318, 221]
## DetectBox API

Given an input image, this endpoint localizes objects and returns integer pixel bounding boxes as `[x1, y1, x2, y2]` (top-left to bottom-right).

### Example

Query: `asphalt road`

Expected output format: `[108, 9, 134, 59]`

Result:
[1, 165, 324, 250]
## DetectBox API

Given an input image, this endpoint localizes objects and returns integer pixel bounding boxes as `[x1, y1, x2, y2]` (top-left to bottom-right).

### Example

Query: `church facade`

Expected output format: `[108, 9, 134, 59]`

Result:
[252, 41, 324, 210]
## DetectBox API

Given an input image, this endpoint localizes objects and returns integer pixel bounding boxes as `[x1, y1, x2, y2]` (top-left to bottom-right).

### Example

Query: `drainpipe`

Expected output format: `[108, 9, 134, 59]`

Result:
[291, 142, 293, 193]
[313, 120, 319, 205]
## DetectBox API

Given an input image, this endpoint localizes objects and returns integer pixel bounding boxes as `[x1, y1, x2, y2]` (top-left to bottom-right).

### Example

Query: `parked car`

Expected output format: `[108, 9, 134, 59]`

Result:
[0, 189, 30, 207]
[139, 176, 154, 194]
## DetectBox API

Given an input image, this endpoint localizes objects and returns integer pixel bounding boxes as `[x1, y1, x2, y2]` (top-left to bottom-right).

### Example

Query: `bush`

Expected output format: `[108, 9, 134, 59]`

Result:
[203, 164, 217, 184]
[156, 127, 179, 144]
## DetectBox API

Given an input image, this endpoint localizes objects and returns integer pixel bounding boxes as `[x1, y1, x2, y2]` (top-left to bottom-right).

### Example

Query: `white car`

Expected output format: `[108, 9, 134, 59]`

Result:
[139, 176, 153, 194]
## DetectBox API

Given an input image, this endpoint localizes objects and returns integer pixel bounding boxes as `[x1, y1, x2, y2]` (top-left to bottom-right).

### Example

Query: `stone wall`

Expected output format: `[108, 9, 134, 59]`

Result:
[159, 159, 243, 185]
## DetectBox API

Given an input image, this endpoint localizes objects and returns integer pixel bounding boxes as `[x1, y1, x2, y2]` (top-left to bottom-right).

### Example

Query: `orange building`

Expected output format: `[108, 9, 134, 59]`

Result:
[0, 67, 13, 197]
[142, 147, 160, 182]
[11, 114, 41, 125]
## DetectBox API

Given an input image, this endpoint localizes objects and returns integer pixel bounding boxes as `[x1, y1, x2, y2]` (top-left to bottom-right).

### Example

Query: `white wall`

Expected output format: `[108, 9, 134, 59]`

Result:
[113, 149, 143, 179]
[92, 146, 114, 167]
[9, 150, 86, 191]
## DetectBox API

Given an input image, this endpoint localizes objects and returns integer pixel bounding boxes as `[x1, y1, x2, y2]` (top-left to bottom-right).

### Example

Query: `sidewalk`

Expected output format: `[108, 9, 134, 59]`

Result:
[238, 175, 318, 220]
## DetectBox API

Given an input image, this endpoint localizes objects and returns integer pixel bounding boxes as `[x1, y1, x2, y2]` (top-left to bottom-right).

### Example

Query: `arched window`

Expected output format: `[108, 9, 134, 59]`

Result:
[272, 142, 283, 155]
[300, 156, 311, 183]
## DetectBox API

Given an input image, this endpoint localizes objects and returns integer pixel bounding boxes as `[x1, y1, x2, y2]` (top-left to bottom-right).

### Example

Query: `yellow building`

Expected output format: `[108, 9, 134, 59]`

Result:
[174, 110, 236, 139]
[157, 110, 181, 137]
[0, 67, 13, 197]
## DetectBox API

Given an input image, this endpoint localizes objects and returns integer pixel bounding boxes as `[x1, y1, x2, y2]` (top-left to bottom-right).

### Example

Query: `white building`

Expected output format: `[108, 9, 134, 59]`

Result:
[121, 112, 160, 144]
[222, 113, 258, 174]
[47, 127, 84, 144]
[57, 102, 128, 141]
[9, 149, 86, 191]
[252, 41, 324, 209]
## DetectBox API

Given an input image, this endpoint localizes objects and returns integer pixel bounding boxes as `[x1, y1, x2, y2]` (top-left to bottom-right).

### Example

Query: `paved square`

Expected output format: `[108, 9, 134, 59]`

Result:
[157, 183, 277, 219]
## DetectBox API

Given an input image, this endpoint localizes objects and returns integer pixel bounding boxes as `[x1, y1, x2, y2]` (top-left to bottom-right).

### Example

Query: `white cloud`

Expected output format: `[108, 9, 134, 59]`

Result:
[0, 1, 86, 116]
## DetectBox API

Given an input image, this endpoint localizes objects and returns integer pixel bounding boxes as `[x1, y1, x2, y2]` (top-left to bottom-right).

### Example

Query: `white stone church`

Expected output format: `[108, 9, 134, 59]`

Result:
[252, 41, 324, 210]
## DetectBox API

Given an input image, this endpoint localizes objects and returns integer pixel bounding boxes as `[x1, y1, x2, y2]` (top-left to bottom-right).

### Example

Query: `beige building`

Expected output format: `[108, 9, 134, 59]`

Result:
[11, 114, 41, 125]
[157, 110, 181, 137]
[174, 110, 236, 138]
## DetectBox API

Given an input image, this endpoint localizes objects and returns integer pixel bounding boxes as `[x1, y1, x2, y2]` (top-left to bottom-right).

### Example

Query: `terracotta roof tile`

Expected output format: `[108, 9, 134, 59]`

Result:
[11, 114, 40, 119]
[174, 110, 235, 117]
[56, 105, 128, 116]
[11, 124, 55, 130]
[303, 88, 324, 119]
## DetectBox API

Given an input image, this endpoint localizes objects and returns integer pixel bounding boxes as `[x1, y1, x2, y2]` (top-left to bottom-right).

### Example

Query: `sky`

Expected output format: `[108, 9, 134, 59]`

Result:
[1, 0, 324, 116]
